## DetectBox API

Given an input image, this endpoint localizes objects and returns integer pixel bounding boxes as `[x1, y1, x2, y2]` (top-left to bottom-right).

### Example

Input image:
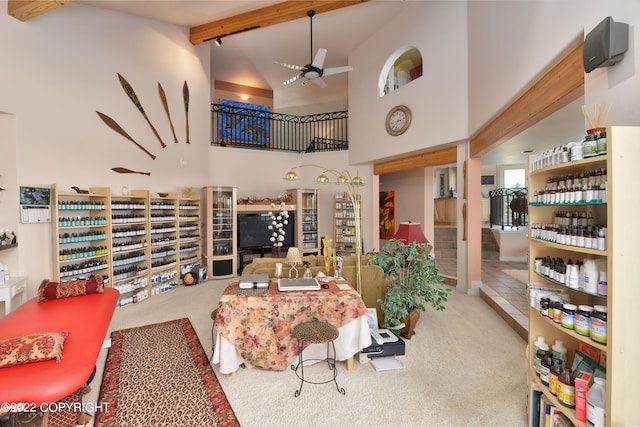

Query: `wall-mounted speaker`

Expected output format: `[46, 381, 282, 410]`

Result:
[583, 16, 629, 73]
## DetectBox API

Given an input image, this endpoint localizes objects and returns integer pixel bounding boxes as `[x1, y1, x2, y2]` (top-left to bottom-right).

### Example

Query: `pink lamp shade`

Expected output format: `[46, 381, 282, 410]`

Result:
[394, 222, 430, 244]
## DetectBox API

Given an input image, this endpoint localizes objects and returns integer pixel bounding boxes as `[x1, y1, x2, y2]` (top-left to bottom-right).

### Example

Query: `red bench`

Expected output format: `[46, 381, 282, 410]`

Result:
[0, 287, 118, 407]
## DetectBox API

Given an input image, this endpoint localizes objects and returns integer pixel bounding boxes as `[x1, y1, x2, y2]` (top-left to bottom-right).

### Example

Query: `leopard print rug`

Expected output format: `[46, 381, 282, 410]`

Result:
[95, 318, 238, 426]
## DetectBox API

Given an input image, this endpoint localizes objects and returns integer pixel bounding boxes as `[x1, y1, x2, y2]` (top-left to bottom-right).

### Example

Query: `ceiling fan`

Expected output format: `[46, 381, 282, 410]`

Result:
[275, 10, 353, 88]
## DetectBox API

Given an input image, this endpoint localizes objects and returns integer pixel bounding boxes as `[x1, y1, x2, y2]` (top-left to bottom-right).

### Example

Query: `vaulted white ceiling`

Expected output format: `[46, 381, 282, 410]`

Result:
[42, 1, 586, 165]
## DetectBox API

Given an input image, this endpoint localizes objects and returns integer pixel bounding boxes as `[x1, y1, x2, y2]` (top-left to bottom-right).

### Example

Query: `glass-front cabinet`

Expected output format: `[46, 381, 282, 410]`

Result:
[203, 186, 237, 278]
[288, 188, 320, 255]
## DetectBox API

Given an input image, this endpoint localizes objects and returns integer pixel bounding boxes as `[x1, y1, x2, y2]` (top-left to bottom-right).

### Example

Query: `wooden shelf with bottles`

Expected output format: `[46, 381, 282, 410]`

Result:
[203, 186, 237, 278]
[110, 190, 150, 306]
[52, 185, 111, 285]
[178, 191, 201, 283]
[288, 188, 320, 256]
[149, 192, 179, 294]
[527, 127, 640, 427]
[334, 191, 358, 256]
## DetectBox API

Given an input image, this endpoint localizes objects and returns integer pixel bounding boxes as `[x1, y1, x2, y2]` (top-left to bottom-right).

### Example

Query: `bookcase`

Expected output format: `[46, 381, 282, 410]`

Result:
[51, 186, 203, 308]
[178, 193, 201, 282]
[111, 190, 150, 305]
[52, 185, 111, 284]
[527, 127, 640, 426]
[334, 191, 359, 256]
[203, 186, 237, 278]
[288, 188, 320, 256]
[149, 193, 179, 295]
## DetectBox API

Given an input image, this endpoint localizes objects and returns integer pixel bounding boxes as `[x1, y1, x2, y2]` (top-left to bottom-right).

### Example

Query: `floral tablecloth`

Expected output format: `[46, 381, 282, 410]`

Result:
[215, 281, 367, 371]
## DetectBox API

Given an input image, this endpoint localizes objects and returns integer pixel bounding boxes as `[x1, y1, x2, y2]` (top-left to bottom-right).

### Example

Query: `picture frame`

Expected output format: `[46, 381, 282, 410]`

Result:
[217, 99, 270, 146]
[365, 308, 379, 329]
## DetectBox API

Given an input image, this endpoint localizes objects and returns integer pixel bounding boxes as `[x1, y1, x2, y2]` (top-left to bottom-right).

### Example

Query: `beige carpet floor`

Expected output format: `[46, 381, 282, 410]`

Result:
[85, 279, 528, 427]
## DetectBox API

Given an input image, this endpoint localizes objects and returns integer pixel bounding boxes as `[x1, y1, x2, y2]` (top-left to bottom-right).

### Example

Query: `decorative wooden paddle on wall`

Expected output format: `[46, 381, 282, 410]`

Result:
[118, 73, 166, 148]
[183, 80, 190, 144]
[112, 167, 151, 176]
[96, 111, 156, 160]
[462, 202, 467, 241]
[158, 82, 178, 144]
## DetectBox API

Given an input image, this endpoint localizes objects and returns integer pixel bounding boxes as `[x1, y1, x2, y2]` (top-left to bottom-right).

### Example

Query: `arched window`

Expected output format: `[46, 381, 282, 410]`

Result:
[379, 47, 423, 96]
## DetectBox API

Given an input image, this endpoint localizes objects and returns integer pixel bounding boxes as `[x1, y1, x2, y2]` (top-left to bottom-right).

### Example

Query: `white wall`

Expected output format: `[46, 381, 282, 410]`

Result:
[0, 2, 211, 297]
[348, 1, 469, 165]
[209, 147, 374, 253]
[468, 0, 640, 134]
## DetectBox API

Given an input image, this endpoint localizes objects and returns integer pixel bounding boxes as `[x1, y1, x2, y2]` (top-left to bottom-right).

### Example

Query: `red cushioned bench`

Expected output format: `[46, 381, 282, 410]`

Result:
[0, 287, 118, 406]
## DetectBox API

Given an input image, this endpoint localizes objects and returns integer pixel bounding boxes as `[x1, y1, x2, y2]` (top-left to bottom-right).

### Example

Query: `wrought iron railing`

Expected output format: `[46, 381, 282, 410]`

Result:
[489, 187, 528, 230]
[211, 103, 348, 153]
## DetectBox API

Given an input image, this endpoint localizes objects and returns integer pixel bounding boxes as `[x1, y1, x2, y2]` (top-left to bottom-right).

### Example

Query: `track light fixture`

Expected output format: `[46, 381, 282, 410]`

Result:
[215, 37, 222, 46]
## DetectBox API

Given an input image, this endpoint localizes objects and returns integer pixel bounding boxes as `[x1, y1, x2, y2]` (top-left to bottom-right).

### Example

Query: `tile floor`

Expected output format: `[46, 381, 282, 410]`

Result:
[436, 258, 530, 340]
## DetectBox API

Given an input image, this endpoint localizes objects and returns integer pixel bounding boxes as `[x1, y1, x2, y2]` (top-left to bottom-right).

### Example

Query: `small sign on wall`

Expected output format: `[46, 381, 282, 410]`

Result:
[481, 175, 495, 185]
[19, 186, 51, 223]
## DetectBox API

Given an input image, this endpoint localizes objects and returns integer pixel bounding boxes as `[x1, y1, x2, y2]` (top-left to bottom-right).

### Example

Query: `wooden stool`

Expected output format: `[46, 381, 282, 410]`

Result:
[290, 320, 345, 397]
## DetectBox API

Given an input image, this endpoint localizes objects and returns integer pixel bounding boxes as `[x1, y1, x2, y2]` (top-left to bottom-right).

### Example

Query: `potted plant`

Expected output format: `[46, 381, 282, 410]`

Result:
[369, 239, 452, 339]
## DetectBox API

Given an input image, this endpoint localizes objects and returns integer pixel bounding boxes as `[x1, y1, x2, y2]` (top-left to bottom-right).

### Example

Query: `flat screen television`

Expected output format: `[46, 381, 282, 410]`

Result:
[237, 212, 295, 250]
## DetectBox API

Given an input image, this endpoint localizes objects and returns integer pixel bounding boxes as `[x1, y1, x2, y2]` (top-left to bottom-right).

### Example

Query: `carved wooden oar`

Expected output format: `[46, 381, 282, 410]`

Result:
[96, 111, 156, 160]
[183, 80, 190, 144]
[158, 82, 178, 143]
[117, 73, 166, 148]
[111, 167, 151, 176]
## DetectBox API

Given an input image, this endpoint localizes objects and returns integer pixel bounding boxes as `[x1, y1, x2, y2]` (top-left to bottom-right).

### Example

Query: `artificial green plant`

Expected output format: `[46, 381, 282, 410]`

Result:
[369, 239, 452, 325]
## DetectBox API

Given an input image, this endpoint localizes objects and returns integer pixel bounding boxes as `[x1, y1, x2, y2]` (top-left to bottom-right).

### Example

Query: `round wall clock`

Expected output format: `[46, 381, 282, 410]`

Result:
[385, 105, 412, 136]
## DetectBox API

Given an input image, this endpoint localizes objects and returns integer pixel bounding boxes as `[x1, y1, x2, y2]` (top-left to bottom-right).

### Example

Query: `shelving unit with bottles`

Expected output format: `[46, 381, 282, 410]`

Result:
[110, 190, 150, 306]
[334, 191, 359, 256]
[52, 185, 111, 284]
[203, 186, 237, 278]
[288, 188, 320, 255]
[149, 193, 179, 295]
[178, 192, 201, 283]
[527, 127, 640, 427]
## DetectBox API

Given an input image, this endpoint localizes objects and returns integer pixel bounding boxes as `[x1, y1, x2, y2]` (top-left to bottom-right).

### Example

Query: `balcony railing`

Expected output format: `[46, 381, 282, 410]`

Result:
[211, 103, 349, 153]
[489, 187, 528, 230]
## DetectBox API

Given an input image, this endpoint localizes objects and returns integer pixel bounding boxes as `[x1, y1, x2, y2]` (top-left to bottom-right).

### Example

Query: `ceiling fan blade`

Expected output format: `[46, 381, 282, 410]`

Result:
[275, 61, 303, 70]
[283, 74, 301, 85]
[311, 77, 327, 88]
[311, 48, 327, 69]
[322, 65, 354, 76]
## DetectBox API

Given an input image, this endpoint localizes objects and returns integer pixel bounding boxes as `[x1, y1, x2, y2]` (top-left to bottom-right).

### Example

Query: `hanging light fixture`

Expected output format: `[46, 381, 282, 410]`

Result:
[215, 37, 222, 46]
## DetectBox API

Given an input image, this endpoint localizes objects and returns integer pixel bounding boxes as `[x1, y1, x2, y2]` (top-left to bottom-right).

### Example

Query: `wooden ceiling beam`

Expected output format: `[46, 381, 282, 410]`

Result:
[8, 0, 73, 21]
[373, 146, 458, 176]
[190, 0, 366, 45]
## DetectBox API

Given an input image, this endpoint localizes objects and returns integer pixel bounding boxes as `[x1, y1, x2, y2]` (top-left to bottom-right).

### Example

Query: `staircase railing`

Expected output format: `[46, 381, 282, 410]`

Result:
[489, 188, 528, 230]
[211, 103, 348, 153]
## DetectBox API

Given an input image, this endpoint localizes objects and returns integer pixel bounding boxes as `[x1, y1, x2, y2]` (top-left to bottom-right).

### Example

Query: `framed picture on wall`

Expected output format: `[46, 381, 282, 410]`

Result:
[217, 99, 270, 146]
[379, 190, 395, 239]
